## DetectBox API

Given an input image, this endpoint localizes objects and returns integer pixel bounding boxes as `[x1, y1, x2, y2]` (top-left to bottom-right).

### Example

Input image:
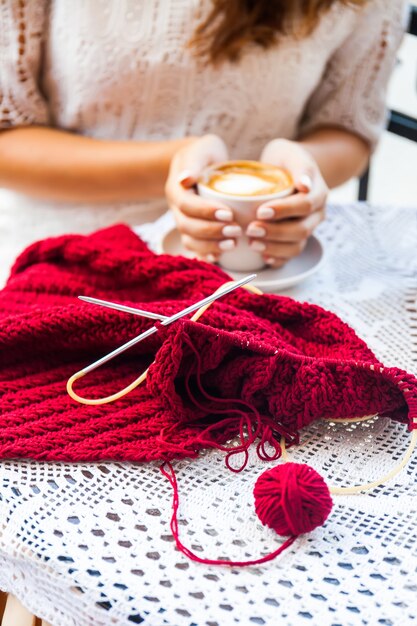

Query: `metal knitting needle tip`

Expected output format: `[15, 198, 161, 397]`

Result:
[80, 274, 256, 375]
[78, 296, 168, 321]
[159, 273, 257, 327]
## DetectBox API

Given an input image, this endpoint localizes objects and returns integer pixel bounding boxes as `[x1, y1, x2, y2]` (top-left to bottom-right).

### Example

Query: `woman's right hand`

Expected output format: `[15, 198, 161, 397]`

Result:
[165, 134, 242, 263]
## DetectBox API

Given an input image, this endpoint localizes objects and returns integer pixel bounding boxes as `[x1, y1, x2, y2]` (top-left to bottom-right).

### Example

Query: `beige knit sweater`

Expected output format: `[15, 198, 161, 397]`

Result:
[0, 0, 407, 285]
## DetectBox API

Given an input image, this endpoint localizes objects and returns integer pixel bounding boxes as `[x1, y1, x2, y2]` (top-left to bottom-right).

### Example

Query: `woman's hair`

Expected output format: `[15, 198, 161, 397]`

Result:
[190, 0, 366, 63]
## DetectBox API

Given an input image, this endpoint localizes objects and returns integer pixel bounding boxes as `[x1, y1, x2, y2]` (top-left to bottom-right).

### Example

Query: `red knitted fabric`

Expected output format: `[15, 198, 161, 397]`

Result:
[0, 224, 416, 463]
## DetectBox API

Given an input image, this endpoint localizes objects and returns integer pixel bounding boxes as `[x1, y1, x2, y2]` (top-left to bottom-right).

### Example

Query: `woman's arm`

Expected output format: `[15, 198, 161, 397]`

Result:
[299, 127, 370, 188]
[0, 126, 196, 203]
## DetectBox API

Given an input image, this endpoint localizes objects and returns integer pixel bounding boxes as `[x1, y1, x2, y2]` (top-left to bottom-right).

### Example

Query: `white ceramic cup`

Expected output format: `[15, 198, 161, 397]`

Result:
[197, 161, 294, 272]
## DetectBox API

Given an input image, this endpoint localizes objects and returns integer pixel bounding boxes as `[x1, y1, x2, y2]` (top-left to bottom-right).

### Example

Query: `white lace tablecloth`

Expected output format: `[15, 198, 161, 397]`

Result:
[1, 203, 417, 626]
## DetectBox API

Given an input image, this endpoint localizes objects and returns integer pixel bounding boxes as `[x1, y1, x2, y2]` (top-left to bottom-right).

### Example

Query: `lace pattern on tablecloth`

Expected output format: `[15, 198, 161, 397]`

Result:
[1, 203, 417, 626]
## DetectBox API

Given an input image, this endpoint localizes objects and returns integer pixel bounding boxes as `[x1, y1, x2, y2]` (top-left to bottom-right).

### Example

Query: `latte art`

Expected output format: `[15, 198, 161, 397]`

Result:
[201, 161, 293, 197]
[211, 173, 278, 196]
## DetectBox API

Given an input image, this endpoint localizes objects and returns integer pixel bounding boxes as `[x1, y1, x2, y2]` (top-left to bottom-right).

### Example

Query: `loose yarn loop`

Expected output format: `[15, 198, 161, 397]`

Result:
[179, 332, 287, 472]
[253, 462, 333, 536]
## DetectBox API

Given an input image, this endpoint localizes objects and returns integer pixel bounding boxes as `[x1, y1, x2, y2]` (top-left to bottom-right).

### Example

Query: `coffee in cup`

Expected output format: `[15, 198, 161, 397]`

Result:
[198, 160, 293, 272]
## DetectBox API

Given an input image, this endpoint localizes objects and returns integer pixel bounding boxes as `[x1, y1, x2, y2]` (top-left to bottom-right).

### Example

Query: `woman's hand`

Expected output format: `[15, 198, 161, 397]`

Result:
[247, 139, 328, 267]
[165, 134, 242, 262]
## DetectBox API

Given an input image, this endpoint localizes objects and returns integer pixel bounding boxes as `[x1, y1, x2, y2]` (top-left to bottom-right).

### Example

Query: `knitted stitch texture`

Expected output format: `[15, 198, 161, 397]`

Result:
[0, 224, 416, 463]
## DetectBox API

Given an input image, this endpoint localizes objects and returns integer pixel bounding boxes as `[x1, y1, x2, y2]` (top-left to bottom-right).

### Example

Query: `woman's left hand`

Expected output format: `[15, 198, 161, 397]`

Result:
[247, 139, 328, 267]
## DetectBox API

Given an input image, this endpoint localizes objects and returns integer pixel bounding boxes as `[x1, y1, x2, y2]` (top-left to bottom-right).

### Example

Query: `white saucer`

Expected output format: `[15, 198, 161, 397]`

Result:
[158, 228, 325, 293]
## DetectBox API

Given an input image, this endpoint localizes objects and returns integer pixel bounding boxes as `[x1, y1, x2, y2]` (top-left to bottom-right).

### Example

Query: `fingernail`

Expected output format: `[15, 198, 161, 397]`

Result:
[250, 241, 266, 252]
[257, 207, 275, 219]
[222, 224, 242, 237]
[206, 254, 217, 264]
[246, 224, 266, 238]
[215, 209, 233, 222]
[299, 174, 313, 191]
[177, 169, 195, 187]
[266, 257, 285, 268]
[219, 239, 235, 251]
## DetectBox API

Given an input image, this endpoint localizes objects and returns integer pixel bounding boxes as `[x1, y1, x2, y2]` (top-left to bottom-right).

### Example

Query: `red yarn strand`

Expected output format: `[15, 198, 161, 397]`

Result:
[160, 461, 297, 567]
[180, 334, 284, 470]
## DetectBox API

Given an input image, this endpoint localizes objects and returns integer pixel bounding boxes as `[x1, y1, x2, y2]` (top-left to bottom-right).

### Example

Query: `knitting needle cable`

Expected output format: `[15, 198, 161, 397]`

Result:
[67, 274, 257, 405]
[280, 418, 417, 493]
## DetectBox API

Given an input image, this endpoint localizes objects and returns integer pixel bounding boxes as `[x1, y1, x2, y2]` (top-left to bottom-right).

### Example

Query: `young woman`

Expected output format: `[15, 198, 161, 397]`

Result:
[0, 0, 407, 283]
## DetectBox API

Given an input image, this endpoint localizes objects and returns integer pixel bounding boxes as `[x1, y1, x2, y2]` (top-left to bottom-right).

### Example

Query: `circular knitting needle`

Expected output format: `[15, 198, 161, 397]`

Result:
[68, 276, 260, 405]
[79, 295, 168, 321]
[79, 274, 256, 376]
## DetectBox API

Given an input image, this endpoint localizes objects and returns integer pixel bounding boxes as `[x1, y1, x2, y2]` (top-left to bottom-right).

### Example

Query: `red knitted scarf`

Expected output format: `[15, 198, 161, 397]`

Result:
[0, 224, 416, 464]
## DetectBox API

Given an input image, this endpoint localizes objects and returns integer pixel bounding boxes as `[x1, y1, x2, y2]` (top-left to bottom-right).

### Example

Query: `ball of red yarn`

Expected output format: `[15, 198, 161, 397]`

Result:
[254, 462, 333, 536]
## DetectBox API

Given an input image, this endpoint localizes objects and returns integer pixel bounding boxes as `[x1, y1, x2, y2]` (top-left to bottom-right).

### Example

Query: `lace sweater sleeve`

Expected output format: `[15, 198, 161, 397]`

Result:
[0, 0, 49, 129]
[299, 0, 408, 149]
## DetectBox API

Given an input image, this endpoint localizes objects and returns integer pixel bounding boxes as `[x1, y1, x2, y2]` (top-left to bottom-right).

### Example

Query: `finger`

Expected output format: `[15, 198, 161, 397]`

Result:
[262, 142, 316, 188]
[176, 135, 228, 188]
[264, 257, 287, 269]
[181, 234, 236, 256]
[167, 182, 234, 222]
[175, 209, 242, 241]
[205, 253, 220, 264]
[296, 173, 313, 194]
[246, 210, 324, 243]
[249, 239, 307, 259]
[177, 169, 199, 189]
[302, 176, 327, 210]
[256, 193, 315, 220]
[256, 185, 327, 221]
[175, 189, 235, 222]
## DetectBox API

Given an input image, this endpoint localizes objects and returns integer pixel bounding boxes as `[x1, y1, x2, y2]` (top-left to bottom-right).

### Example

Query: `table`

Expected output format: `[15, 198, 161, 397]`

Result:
[1, 203, 417, 626]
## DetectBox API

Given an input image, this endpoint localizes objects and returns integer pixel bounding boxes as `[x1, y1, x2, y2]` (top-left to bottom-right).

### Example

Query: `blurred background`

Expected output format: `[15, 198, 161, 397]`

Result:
[330, 0, 417, 206]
